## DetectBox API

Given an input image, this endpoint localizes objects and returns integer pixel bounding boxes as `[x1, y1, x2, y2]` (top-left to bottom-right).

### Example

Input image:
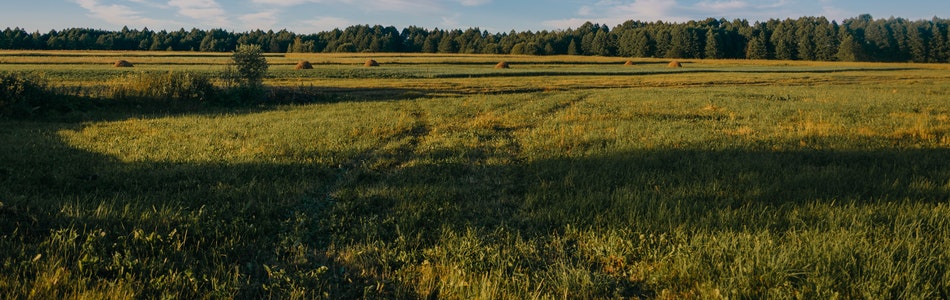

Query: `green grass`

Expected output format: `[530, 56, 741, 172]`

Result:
[1, 51, 950, 299]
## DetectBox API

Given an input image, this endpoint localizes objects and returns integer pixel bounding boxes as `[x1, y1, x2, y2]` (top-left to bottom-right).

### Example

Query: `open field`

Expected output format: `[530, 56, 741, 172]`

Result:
[1, 51, 950, 298]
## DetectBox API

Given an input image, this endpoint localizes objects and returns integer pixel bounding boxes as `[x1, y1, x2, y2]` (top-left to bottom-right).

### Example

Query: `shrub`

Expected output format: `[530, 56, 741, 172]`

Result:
[228, 44, 268, 88]
[0, 72, 54, 117]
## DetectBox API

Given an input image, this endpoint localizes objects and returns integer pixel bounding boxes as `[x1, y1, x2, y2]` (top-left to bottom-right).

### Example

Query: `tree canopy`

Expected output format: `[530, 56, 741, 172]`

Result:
[3, 15, 949, 62]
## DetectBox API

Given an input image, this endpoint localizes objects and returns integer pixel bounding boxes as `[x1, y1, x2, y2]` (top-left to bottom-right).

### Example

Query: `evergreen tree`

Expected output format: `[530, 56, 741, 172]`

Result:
[836, 34, 862, 61]
[567, 39, 580, 55]
[437, 34, 458, 53]
[746, 35, 769, 59]
[796, 18, 817, 61]
[422, 35, 437, 53]
[814, 19, 840, 61]
[704, 29, 723, 59]
[771, 21, 797, 60]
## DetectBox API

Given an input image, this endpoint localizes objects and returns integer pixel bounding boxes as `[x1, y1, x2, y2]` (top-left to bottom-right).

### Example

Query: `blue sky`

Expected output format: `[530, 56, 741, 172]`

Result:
[3, 0, 948, 33]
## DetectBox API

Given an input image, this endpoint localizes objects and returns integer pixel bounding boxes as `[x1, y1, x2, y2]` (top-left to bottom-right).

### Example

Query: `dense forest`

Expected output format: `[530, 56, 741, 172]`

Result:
[3, 14, 949, 62]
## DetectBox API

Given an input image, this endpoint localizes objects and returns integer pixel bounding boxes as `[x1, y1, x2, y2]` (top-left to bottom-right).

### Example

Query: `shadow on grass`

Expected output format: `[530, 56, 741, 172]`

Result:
[1, 99, 948, 297]
[0, 123, 420, 298]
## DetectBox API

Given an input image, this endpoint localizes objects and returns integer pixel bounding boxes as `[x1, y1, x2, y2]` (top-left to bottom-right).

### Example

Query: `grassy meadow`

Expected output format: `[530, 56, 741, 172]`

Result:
[1, 51, 950, 299]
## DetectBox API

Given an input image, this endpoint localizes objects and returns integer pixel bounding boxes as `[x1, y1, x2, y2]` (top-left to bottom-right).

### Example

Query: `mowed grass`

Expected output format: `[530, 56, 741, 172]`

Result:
[1, 51, 950, 298]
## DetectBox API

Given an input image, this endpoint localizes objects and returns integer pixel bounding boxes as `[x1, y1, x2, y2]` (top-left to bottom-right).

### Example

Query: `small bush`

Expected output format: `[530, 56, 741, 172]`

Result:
[0, 73, 54, 117]
[229, 44, 268, 88]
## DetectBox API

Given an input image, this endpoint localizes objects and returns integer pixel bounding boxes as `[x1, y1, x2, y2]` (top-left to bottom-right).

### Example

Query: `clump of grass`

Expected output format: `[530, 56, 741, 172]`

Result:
[108, 71, 217, 103]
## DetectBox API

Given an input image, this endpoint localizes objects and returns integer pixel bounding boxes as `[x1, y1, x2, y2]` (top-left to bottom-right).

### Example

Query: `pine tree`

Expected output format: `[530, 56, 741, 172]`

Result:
[567, 39, 579, 55]
[771, 21, 797, 60]
[746, 35, 769, 59]
[704, 29, 722, 59]
[837, 34, 862, 61]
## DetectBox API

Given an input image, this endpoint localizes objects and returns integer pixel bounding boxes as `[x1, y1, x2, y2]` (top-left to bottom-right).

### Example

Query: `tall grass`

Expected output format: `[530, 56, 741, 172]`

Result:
[1, 53, 949, 298]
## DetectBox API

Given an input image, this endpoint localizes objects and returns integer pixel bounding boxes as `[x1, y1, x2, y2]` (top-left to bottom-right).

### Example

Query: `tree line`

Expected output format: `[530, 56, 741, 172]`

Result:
[3, 14, 949, 62]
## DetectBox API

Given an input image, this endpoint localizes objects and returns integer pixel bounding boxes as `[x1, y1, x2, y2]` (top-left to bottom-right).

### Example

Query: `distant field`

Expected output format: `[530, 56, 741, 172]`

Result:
[1, 51, 950, 299]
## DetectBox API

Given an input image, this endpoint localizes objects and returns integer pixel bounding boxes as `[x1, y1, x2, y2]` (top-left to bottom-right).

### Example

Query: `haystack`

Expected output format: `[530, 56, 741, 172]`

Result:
[114, 60, 134, 67]
[364, 59, 380, 67]
[624, 60, 635, 66]
[495, 61, 510, 69]
[294, 60, 313, 70]
[667, 60, 683, 68]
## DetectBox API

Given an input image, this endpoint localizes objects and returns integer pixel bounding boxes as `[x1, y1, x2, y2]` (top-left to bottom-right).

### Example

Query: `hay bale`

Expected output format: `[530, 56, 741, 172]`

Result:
[624, 60, 635, 66]
[364, 59, 380, 67]
[667, 60, 683, 68]
[113, 60, 134, 67]
[495, 61, 510, 69]
[294, 60, 313, 70]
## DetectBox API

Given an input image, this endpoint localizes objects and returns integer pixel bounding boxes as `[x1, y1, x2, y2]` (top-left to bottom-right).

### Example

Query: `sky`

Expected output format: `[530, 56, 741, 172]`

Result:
[2, 0, 948, 34]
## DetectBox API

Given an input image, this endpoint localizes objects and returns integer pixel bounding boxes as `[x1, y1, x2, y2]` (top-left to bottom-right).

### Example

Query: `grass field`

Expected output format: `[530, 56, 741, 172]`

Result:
[1, 51, 950, 299]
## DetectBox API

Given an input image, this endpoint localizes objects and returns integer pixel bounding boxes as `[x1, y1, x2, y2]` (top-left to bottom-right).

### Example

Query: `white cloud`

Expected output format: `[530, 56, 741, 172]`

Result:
[71, 0, 170, 27]
[696, 0, 748, 11]
[755, 0, 790, 9]
[167, 0, 230, 27]
[441, 13, 461, 27]
[821, 5, 851, 22]
[543, 0, 686, 29]
[542, 0, 815, 29]
[578, 6, 593, 16]
[457, 0, 491, 6]
[250, 0, 318, 6]
[298, 17, 353, 32]
[367, 0, 442, 13]
[249, 0, 442, 13]
[239, 10, 280, 31]
[127, 0, 167, 8]
[613, 0, 680, 20]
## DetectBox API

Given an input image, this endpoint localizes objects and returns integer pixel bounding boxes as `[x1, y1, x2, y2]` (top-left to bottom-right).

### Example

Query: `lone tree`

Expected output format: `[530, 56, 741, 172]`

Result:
[229, 44, 268, 88]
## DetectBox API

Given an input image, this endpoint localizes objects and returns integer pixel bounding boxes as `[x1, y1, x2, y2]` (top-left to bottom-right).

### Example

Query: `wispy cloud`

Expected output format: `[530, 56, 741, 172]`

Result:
[696, 0, 748, 11]
[543, 0, 800, 29]
[543, 0, 685, 29]
[250, 0, 442, 13]
[167, 0, 230, 27]
[71, 0, 170, 27]
[442, 13, 461, 27]
[298, 17, 353, 32]
[239, 10, 280, 31]
[457, 0, 491, 6]
[250, 0, 319, 6]
[365, 0, 442, 13]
